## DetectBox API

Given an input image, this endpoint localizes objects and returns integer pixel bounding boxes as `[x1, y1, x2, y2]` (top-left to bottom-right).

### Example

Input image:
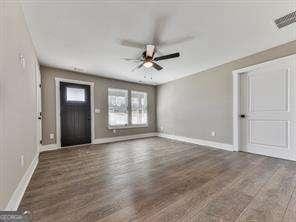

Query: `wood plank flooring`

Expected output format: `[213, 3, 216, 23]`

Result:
[20, 137, 296, 222]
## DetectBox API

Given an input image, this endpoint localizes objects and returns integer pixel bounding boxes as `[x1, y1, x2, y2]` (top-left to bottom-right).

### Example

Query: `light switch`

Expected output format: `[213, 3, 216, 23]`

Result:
[50, 133, 55, 139]
[95, 109, 100, 114]
[19, 53, 26, 69]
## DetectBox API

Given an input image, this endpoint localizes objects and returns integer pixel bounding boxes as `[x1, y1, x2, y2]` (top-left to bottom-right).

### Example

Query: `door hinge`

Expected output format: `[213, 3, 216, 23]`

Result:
[39, 84, 42, 88]
[40, 140, 42, 144]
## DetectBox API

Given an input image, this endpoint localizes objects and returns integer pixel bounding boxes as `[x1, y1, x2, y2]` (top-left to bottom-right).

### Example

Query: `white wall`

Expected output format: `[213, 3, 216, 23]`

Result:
[0, 0, 40, 209]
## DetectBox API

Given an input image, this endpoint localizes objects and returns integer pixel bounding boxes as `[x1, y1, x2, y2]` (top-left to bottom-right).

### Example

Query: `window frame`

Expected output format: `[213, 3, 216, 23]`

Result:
[107, 88, 129, 128]
[66, 86, 86, 103]
[107, 88, 149, 129]
[131, 90, 148, 127]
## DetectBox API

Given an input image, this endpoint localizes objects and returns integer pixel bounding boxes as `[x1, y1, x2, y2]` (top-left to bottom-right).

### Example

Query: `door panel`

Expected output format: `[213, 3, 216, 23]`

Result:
[60, 82, 91, 147]
[249, 120, 288, 148]
[249, 69, 288, 112]
[240, 56, 296, 160]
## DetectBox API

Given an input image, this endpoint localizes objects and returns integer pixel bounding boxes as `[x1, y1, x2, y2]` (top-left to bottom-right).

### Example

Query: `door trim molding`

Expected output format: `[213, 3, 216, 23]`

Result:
[232, 54, 296, 153]
[35, 62, 42, 153]
[55, 78, 95, 148]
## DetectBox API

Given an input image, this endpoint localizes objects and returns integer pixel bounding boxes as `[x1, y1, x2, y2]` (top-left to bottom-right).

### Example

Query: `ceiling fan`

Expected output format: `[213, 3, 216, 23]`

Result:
[120, 16, 194, 72]
[123, 44, 180, 71]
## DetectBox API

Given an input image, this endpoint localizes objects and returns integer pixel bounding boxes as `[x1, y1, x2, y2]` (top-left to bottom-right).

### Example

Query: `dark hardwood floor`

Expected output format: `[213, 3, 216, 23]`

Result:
[20, 137, 296, 222]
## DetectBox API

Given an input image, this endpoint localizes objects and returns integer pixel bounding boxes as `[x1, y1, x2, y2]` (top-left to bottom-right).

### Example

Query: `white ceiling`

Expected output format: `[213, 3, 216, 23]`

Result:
[21, 1, 296, 85]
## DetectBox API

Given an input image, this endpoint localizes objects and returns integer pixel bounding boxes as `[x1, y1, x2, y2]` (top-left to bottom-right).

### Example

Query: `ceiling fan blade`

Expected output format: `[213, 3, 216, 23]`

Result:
[152, 16, 168, 46]
[132, 63, 144, 72]
[159, 36, 195, 47]
[119, 39, 146, 49]
[122, 58, 144, 61]
[154, 52, 180, 61]
[152, 62, 163, 71]
[146, 45, 155, 58]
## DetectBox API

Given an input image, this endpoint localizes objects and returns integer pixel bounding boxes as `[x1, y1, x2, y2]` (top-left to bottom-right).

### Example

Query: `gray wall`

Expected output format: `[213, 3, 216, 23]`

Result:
[41, 66, 157, 145]
[157, 40, 296, 145]
[0, 1, 39, 209]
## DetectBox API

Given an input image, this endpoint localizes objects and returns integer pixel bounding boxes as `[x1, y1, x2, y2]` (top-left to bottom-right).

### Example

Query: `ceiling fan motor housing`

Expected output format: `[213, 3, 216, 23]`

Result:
[142, 51, 153, 59]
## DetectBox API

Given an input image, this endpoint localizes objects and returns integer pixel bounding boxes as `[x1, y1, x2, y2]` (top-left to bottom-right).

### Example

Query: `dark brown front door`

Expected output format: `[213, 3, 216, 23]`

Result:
[60, 82, 91, 147]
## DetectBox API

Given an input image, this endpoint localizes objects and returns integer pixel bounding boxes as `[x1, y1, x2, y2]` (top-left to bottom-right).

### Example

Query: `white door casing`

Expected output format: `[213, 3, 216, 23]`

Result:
[55, 78, 95, 149]
[238, 55, 296, 160]
[35, 62, 42, 152]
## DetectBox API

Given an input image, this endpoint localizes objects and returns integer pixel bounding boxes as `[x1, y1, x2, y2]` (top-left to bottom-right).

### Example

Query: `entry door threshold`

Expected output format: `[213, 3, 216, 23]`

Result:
[62, 143, 92, 149]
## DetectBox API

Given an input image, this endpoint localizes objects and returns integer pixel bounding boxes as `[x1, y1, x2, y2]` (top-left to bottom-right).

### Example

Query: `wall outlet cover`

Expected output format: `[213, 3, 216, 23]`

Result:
[50, 133, 55, 139]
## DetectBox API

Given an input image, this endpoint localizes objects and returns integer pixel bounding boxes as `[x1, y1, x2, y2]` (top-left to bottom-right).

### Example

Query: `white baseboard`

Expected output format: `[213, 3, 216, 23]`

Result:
[5, 154, 39, 211]
[93, 132, 158, 144]
[158, 133, 234, 151]
[40, 133, 232, 153]
[40, 133, 159, 152]
[40, 132, 232, 152]
[39, 144, 58, 152]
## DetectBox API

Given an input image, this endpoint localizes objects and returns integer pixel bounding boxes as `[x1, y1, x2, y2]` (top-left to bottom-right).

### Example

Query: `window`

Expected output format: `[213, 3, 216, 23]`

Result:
[66, 87, 85, 102]
[131, 91, 147, 125]
[108, 88, 149, 128]
[108, 88, 128, 126]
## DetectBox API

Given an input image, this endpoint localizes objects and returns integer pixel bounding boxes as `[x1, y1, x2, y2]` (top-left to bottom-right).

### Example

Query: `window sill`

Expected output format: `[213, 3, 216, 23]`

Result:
[108, 125, 148, 130]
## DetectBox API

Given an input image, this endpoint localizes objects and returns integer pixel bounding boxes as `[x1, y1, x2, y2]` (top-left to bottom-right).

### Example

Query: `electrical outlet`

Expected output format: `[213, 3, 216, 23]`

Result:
[50, 133, 55, 140]
[20, 155, 24, 167]
[211, 131, 216, 137]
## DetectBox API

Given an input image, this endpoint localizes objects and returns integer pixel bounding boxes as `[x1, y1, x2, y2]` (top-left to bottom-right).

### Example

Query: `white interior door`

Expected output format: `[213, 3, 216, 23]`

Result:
[240, 56, 296, 160]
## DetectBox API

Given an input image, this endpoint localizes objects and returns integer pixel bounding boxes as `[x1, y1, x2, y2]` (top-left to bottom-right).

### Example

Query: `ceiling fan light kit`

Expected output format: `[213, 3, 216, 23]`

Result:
[144, 61, 153, 68]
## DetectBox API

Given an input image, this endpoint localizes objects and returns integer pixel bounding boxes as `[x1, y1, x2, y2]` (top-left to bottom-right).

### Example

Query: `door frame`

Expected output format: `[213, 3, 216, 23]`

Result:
[35, 62, 42, 152]
[232, 54, 296, 155]
[55, 78, 95, 148]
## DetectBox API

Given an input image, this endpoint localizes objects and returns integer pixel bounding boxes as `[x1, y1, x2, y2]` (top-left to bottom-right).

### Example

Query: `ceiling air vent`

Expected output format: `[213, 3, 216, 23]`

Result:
[274, 11, 296, 29]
